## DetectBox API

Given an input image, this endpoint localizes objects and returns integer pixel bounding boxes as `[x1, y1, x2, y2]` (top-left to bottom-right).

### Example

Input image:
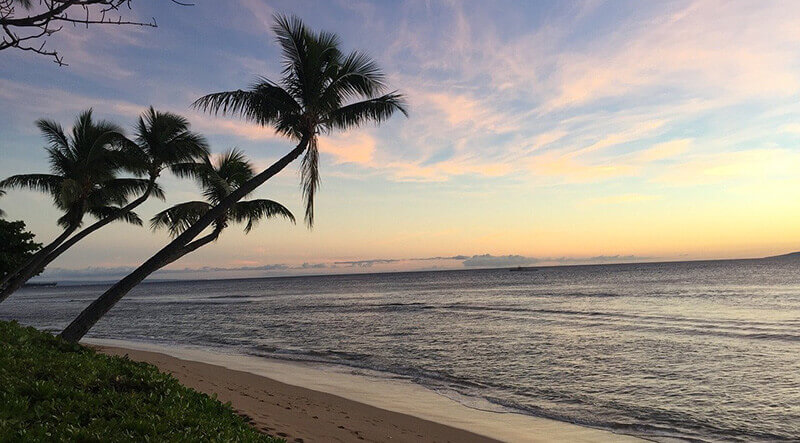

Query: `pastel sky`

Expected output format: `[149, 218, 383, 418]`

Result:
[2, 0, 800, 280]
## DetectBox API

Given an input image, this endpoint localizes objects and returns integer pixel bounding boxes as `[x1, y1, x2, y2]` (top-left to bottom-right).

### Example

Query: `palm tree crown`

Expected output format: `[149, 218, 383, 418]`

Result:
[193, 14, 408, 226]
[0, 109, 152, 228]
[151, 149, 295, 238]
[121, 107, 210, 180]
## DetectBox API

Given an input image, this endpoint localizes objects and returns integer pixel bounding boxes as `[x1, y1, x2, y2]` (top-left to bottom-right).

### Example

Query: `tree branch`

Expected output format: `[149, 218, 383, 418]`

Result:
[0, 0, 189, 65]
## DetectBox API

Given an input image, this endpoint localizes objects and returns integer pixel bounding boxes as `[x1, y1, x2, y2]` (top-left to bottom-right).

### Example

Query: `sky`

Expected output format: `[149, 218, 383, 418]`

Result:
[1, 0, 800, 281]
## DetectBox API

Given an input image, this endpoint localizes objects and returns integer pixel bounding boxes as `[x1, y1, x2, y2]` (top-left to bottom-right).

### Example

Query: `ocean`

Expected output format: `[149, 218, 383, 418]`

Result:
[2, 258, 799, 441]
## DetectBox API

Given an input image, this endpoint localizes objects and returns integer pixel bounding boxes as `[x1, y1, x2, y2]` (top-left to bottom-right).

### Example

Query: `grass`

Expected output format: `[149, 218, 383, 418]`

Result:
[0, 320, 284, 442]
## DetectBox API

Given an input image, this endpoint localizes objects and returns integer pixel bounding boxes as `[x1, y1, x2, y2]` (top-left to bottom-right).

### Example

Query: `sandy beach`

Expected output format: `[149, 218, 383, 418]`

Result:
[93, 341, 645, 442]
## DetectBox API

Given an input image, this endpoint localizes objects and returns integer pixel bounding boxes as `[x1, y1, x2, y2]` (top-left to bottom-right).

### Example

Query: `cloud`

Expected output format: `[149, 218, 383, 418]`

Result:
[333, 258, 400, 268]
[422, 92, 519, 134]
[461, 254, 538, 268]
[653, 148, 800, 186]
[634, 139, 692, 163]
[460, 254, 652, 268]
[780, 123, 800, 134]
[191, 115, 284, 142]
[318, 132, 376, 165]
[569, 120, 668, 157]
[528, 152, 638, 183]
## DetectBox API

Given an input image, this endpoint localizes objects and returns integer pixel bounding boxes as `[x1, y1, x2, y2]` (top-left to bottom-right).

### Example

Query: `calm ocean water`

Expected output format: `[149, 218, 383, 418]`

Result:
[3, 258, 799, 441]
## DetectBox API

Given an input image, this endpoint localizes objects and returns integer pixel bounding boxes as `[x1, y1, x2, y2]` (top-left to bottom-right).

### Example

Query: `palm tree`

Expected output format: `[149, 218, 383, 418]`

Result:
[60, 14, 407, 342]
[0, 189, 6, 218]
[0, 110, 151, 299]
[0, 108, 208, 301]
[151, 149, 294, 253]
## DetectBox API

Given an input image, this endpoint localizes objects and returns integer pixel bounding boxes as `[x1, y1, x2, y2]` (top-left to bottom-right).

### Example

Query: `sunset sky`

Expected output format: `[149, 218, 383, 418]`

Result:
[2, 0, 800, 280]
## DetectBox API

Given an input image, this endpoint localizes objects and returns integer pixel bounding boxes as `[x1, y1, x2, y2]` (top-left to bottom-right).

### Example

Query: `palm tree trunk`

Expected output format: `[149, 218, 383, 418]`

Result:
[59, 137, 309, 343]
[0, 178, 157, 303]
[0, 223, 77, 297]
[60, 226, 221, 343]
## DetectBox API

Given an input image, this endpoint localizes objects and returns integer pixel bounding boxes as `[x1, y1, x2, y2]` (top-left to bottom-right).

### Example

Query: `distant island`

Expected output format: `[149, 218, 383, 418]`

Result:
[763, 251, 800, 260]
[22, 282, 57, 287]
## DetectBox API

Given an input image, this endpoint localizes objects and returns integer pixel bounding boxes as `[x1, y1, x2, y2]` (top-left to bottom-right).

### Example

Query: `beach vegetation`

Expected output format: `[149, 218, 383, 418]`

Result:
[0, 320, 282, 442]
[0, 219, 41, 281]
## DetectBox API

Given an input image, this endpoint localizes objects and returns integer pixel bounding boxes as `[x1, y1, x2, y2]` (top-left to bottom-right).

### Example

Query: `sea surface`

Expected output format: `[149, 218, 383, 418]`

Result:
[3, 258, 800, 442]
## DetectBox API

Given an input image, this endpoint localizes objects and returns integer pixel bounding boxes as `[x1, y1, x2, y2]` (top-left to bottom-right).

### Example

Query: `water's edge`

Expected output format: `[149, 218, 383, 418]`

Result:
[84, 337, 650, 443]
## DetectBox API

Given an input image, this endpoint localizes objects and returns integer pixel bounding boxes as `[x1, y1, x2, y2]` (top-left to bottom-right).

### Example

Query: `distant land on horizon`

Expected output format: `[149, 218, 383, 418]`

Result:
[764, 251, 800, 260]
[25, 250, 800, 287]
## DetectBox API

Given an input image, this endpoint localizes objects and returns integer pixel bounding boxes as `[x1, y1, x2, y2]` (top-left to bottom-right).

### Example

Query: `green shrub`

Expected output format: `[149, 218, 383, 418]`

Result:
[0, 321, 283, 442]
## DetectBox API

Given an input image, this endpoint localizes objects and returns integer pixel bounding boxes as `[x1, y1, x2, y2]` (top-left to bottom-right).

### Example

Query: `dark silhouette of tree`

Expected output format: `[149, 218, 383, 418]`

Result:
[60, 14, 407, 342]
[0, 107, 207, 301]
[0, 219, 42, 281]
[0, 0, 191, 65]
[0, 109, 151, 300]
[150, 148, 295, 250]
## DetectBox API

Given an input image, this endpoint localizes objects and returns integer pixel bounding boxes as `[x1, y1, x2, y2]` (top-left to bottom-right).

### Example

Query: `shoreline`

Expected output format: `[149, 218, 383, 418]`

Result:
[88, 339, 646, 442]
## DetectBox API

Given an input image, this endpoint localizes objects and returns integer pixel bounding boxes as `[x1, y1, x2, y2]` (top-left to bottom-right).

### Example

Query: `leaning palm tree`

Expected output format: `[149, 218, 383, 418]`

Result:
[60, 14, 407, 342]
[151, 149, 294, 254]
[0, 110, 151, 299]
[0, 108, 208, 301]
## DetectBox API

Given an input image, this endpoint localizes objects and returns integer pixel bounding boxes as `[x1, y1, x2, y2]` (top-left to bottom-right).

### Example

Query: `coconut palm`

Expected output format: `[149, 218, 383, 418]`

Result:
[0, 110, 151, 300]
[114, 149, 294, 293]
[60, 14, 406, 342]
[151, 149, 294, 249]
[0, 108, 208, 301]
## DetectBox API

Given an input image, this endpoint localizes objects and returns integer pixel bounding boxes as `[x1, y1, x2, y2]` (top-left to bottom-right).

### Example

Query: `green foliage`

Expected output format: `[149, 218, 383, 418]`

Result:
[0, 321, 284, 442]
[0, 220, 41, 280]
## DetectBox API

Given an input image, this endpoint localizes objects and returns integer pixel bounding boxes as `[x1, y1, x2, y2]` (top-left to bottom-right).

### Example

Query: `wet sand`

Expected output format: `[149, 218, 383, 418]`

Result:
[93, 341, 645, 442]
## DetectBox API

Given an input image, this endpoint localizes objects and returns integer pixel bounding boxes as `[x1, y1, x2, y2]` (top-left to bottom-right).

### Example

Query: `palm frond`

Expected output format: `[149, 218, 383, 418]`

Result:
[233, 199, 295, 233]
[170, 160, 210, 180]
[0, 174, 63, 195]
[94, 178, 156, 206]
[35, 119, 70, 152]
[326, 92, 408, 131]
[135, 107, 210, 169]
[170, 158, 229, 202]
[321, 50, 386, 107]
[88, 206, 143, 226]
[57, 206, 84, 229]
[115, 136, 151, 176]
[272, 14, 309, 81]
[214, 149, 254, 187]
[57, 178, 83, 208]
[192, 80, 301, 131]
[150, 201, 213, 237]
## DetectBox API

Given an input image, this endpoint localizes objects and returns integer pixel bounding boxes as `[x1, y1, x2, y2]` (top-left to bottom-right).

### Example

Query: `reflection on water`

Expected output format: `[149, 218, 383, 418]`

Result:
[3, 258, 800, 441]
